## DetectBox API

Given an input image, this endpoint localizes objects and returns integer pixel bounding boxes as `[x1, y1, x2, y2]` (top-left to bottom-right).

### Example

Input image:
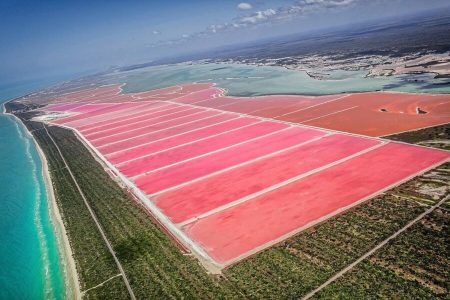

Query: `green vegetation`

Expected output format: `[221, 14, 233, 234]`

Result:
[315, 208, 449, 299]
[83, 277, 130, 299]
[4, 101, 43, 114]
[16, 110, 449, 299]
[385, 123, 450, 151]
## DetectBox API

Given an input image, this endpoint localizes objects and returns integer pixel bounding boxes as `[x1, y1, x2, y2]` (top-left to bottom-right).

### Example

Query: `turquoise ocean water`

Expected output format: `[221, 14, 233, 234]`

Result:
[0, 81, 68, 299]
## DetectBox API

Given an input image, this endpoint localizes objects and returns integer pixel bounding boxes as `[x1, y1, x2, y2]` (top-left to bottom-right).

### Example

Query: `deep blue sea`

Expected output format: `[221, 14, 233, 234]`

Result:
[0, 80, 69, 299]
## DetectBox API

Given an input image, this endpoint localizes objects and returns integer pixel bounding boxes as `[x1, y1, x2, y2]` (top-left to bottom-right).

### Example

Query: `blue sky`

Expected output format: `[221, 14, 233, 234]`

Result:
[1, 0, 449, 84]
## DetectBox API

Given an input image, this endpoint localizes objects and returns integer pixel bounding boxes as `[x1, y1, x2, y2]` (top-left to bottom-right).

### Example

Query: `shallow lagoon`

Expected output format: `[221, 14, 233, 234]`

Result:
[105, 63, 450, 96]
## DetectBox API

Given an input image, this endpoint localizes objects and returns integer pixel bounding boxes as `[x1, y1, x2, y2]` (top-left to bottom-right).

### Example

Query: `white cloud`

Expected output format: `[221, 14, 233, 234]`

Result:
[237, 2, 253, 10]
[150, 0, 367, 47]
[240, 8, 277, 24]
[152, 30, 160, 35]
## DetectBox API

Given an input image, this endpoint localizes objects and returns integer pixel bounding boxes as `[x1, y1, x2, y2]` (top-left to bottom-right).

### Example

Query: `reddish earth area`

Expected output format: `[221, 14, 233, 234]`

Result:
[40, 82, 450, 267]
[44, 83, 450, 136]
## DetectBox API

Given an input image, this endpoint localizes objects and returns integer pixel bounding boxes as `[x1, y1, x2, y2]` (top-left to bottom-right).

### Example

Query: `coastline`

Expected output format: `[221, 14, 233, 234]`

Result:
[3, 102, 81, 299]
[34, 133, 81, 300]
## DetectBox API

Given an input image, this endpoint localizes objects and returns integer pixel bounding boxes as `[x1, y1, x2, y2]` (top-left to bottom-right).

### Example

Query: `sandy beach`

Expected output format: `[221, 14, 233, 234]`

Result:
[35, 137, 82, 300]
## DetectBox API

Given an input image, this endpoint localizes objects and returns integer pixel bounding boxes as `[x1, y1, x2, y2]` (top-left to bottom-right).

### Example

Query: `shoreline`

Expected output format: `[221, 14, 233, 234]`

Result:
[34, 133, 82, 300]
[2, 103, 81, 299]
